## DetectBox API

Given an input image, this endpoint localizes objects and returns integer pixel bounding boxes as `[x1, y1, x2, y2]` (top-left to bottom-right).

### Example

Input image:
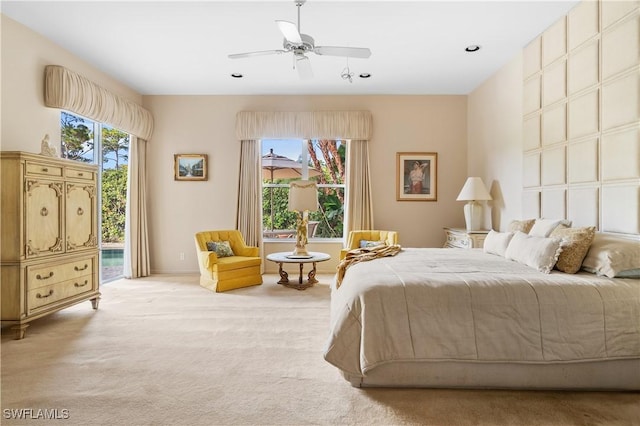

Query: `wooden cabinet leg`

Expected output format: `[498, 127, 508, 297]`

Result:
[11, 324, 29, 340]
[91, 296, 100, 310]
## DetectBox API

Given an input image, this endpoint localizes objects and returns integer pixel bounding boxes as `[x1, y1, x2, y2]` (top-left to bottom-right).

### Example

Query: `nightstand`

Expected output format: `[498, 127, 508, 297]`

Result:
[443, 228, 489, 249]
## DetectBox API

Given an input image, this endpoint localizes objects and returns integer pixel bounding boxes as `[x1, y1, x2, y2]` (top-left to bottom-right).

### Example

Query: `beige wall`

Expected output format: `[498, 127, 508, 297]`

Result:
[467, 54, 525, 231]
[0, 15, 143, 153]
[144, 95, 468, 274]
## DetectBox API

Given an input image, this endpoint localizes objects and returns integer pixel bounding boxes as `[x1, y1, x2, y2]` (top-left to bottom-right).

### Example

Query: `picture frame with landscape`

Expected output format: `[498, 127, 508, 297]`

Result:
[396, 152, 437, 201]
[174, 154, 208, 181]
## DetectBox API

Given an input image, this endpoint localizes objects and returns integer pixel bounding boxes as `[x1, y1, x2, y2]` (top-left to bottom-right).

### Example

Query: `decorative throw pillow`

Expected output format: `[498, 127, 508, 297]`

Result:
[206, 240, 235, 257]
[359, 239, 385, 248]
[550, 225, 596, 274]
[504, 231, 563, 274]
[507, 219, 535, 234]
[581, 233, 640, 278]
[528, 218, 573, 237]
[483, 230, 514, 257]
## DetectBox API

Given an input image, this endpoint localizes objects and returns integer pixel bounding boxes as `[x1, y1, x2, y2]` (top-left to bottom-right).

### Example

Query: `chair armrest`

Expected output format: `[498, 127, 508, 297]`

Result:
[339, 248, 349, 261]
[234, 245, 260, 257]
[199, 250, 219, 269]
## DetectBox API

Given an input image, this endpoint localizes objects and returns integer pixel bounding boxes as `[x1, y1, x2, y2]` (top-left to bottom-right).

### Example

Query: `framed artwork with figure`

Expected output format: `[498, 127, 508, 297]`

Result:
[396, 152, 437, 201]
[174, 154, 208, 181]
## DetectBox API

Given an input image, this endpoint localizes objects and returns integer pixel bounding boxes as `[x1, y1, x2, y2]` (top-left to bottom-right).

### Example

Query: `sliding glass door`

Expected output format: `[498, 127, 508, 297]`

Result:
[61, 112, 129, 282]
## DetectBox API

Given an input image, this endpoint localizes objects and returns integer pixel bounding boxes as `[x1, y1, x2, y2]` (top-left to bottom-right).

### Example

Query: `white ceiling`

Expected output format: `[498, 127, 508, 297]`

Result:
[2, 0, 579, 95]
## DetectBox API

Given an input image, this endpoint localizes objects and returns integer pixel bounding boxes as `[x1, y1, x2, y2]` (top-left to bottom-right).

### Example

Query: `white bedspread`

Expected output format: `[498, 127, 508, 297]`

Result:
[323, 248, 640, 377]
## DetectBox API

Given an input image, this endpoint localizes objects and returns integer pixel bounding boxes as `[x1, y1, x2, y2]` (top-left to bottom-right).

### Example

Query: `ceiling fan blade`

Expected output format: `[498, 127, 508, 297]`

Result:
[228, 50, 287, 59]
[313, 46, 372, 59]
[276, 20, 302, 44]
[296, 56, 313, 80]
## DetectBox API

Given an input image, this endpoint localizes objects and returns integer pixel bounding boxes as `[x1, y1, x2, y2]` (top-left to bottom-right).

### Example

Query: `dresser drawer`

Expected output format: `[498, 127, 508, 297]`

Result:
[443, 228, 489, 249]
[25, 161, 63, 178]
[447, 234, 470, 248]
[27, 275, 94, 311]
[65, 167, 95, 181]
[27, 256, 96, 290]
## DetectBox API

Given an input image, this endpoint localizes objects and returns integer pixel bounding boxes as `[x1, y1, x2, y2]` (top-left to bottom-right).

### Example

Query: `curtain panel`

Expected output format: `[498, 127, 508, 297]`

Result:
[123, 136, 150, 278]
[235, 111, 372, 140]
[44, 65, 154, 140]
[237, 140, 263, 248]
[346, 140, 374, 231]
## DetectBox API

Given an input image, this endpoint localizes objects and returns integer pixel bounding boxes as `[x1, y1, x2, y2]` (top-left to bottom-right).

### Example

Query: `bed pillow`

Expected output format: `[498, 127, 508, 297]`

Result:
[359, 239, 385, 248]
[504, 231, 563, 274]
[483, 230, 514, 257]
[581, 233, 640, 278]
[528, 218, 573, 237]
[549, 225, 596, 274]
[507, 219, 535, 234]
[206, 241, 235, 257]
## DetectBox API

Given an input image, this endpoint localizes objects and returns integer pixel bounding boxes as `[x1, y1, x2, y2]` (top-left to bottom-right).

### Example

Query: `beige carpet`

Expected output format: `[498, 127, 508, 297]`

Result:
[1, 274, 638, 426]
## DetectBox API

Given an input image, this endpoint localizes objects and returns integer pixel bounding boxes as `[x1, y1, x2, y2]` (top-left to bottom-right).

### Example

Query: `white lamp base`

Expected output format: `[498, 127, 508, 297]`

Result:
[463, 201, 483, 231]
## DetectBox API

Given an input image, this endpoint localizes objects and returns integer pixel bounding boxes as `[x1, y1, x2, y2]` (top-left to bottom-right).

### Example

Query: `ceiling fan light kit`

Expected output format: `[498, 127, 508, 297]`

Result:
[228, 0, 371, 80]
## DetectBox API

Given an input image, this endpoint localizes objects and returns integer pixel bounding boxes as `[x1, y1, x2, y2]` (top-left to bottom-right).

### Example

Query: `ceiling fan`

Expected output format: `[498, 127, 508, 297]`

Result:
[228, 0, 372, 79]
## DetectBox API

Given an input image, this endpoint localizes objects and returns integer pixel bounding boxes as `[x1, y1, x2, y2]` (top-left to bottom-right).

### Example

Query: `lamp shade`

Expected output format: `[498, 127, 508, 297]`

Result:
[288, 180, 318, 212]
[456, 177, 492, 201]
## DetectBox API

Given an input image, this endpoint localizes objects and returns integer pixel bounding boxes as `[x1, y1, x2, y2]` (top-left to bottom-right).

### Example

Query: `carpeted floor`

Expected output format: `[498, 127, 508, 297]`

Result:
[1, 274, 638, 426]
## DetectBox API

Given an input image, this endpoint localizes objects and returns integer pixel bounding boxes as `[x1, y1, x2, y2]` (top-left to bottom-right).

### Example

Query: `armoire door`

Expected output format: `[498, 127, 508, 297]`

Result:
[25, 179, 64, 258]
[66, 182, 98, 252]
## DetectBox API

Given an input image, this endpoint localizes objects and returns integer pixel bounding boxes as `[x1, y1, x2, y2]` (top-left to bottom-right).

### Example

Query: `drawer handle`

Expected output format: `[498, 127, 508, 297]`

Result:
[78, 172, 84, 176]
[77, 207, 84, 216]
[36, 289, 54, 299]
[42, 167, 48, 172]
[74, 264, 89, 272]
[36, 272, 54, 280]
[41, 207, 49, 216]
[74, 280, 89, 288]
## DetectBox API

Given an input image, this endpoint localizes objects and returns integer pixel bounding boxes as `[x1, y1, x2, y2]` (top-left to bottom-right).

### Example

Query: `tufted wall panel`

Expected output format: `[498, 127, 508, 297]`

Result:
[522, 0, 640, 236]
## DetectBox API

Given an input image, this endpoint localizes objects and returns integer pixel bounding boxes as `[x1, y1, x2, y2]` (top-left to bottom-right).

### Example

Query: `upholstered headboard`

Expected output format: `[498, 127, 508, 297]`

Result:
[521, 1, 639, 236]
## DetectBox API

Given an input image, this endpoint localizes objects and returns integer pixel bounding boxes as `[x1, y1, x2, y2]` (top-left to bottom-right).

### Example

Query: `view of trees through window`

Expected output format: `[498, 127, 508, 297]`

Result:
[262, 139, 346, 239]
[61, 111, 129, 281]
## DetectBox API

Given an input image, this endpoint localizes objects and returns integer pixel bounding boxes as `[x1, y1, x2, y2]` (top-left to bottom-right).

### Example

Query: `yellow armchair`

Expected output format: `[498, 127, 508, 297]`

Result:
[194, 230, 262, 292]
[339, 230, 399, 260]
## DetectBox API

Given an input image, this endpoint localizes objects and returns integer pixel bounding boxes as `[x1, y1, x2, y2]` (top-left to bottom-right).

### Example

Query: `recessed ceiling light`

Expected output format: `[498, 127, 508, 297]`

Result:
[465, 45, 481, 52]
[359, 73, 371, 79]
[231, 73, 243, 78]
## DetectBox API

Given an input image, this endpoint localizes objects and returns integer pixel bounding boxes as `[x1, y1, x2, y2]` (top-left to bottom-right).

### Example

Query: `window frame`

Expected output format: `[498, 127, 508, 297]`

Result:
[261, 139, 346, 242]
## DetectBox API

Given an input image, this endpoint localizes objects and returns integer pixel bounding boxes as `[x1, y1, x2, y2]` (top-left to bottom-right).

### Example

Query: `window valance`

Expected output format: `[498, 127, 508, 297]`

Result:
[44, 65, 154, 140]
[235, 111, 372, 140]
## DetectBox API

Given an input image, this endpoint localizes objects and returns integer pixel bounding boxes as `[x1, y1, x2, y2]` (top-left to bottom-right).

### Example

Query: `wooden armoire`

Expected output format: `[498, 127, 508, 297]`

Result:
[1, 151, 101, 339]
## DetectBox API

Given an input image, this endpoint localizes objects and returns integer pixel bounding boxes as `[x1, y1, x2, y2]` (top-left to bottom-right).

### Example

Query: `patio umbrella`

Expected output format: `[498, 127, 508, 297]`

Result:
[262, 148, 321, 181]
[262, 149, 321, 230]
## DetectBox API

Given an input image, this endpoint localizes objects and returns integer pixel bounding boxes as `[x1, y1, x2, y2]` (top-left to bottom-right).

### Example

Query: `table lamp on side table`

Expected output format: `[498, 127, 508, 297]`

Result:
[288, 180, 318, 257]
[456, 177, 492, 231]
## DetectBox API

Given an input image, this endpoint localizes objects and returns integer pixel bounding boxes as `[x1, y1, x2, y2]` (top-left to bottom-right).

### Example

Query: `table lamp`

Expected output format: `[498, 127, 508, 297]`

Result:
[288, 180, 318, 257]
[456, 177, 492, 231]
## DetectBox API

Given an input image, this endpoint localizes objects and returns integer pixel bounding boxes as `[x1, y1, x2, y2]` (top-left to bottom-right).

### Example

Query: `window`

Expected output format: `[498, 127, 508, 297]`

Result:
[262, 139, 346, 240]
[61, 111, 129, 282]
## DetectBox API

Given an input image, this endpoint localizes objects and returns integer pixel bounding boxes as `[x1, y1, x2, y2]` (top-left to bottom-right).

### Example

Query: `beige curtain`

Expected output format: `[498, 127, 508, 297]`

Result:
[44, 65, 153, 140]
[236, 140, 263, 248]
[235, 111, 372, 140]
[346, 140, 374, 231]
[123, 136, 150, 278]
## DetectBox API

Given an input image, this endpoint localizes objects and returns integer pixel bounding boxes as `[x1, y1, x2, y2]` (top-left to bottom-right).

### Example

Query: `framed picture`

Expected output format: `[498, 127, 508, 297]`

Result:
[396, 152, 437, 201]
[174, 154, 208, 181]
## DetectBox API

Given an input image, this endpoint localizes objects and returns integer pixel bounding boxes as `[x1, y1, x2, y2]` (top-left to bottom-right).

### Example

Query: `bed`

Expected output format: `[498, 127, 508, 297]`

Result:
[323, 244, 640, 390]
